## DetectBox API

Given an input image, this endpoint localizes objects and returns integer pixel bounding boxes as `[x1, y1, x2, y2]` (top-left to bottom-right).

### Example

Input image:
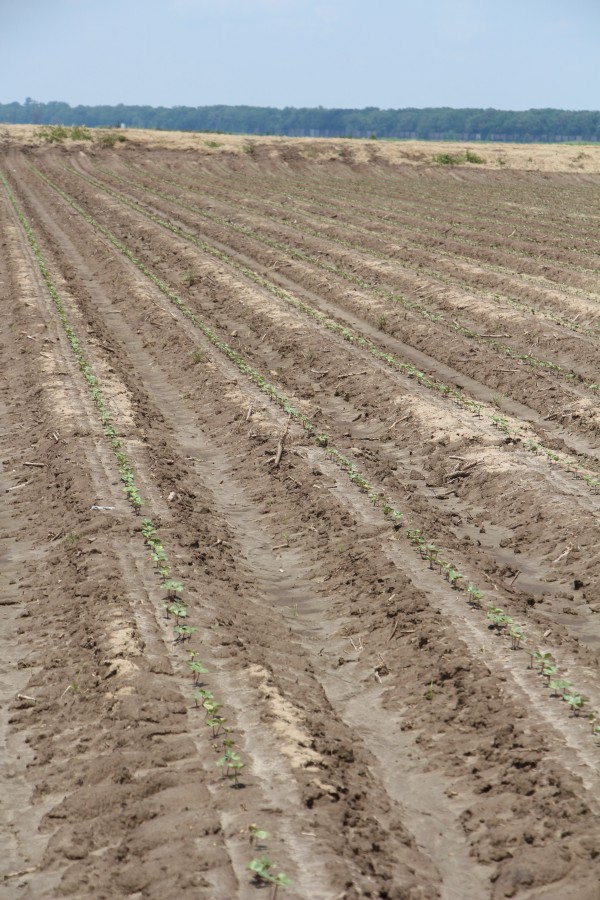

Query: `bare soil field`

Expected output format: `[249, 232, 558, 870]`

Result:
[1, 133, 600, 899]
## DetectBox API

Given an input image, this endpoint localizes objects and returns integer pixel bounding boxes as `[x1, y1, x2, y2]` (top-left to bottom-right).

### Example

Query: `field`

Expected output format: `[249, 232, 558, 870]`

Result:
[2, 129, 600, 899]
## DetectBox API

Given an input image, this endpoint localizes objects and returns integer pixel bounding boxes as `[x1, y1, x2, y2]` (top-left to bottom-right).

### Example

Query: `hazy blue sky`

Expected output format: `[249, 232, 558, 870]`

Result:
[2, 0, 599, 110]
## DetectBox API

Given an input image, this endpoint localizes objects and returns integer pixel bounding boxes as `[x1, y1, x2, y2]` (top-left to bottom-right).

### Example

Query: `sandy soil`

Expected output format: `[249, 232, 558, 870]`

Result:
[1, 137, 600, 899]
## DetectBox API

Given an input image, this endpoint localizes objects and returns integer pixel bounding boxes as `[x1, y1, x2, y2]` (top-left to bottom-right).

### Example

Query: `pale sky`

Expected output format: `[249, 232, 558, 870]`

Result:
[2, 0, 599, 110]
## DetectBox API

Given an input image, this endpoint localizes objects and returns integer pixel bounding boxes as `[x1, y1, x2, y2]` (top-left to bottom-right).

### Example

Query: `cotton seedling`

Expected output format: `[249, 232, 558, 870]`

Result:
[425, 544, 440, 569]
[189, 660, 208, 684]
[248, 856, 292, 897]
[204, 698, 223, 719]
[165, 601, 187, 623]
[163, 579, 184, 601]
[542, 663, 559, 682]
[509, 626, 525, 650]
[447, 568, 464, 590]
[406, 528, 423, 547]
[142, 518, 157, 541]
[269, 873, 293, 898]
[534, 650, 554, 674]
[467, 585, 484, 608]
[152, 547, 168, 569]
[248, 824, 269, 849]
[217, 749, 244, 783]
[193, 688, 213, 708]
[207, 716, 227, 737]
[564, 691, 588, 715]
[391, 510, 403, 530]
[550, 678, 572, 698]
[174, 624, 197, 642]
[248, 855, 273, 885]
[487, 608, 512, 632]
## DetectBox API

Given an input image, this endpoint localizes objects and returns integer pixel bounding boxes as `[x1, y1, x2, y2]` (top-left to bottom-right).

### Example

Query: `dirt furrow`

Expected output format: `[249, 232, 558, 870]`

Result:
[4, 143, 600, 899]
[61, 154, 600, 440]
[20, 152, 600, 669]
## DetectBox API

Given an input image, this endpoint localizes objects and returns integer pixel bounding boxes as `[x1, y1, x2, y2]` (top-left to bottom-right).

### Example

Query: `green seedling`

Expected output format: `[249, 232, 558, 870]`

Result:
[163, 579, 184, 600]
[269, 873, 293, 898]
[487, 608, 512, 632]
[248, 824, 269, 848]
[174, 624, 197, 642]
[193, 688, 213, 707]
[564, 691, 588, 715]
[248, 855, 273, 884]
[142, 518, 157, 540]
[509, 626, 525, 650]
[165, 601, 187, 623]
[447, 568, 464, 589]
[152, 547, 168, 568]
[550, 678, 572, 698]
[315, 433, 328, 447]
[542, 663, 558, 682]
[467, 585, 483, 608]
[534, 650, 554, 674]
[189, 660, 208, 683]
[217, 749, 244, 784]
[203, 699, 223, 718]
[425, 544, 439, 569]
[207, 716, 227, 737]
[248, 856, 291, 897]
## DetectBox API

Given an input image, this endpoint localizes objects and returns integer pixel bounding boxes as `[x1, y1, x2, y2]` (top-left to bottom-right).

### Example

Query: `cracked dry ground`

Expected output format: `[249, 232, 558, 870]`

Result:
[1, 139, 600, 900]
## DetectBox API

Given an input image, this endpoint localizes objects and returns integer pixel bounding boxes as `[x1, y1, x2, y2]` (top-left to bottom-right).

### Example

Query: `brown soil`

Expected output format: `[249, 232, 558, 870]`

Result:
[2, 137, 600, 899]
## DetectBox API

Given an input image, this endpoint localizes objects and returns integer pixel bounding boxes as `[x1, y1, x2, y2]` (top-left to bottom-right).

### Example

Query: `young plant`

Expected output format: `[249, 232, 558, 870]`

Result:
[248, 824, 269, 849]
[487, 608, 512, 632]
[391, 509, 403, 530]
[550, 678, 572, 698]
[447, 568, 464, 590]
[269, 872, 293, 898]
[509, 626, 525, 650]
[165, 601, 187, 623]
[193, 688, 213, 707]
[425, 544, 440, 569]
[174, 624, 197, 642]
[189, 659, 208, 684]
[542, 663, 558, 682]
[565, 691, 589, 716]
[248, 855, 273, 886]
[467, 585, 483, 608]
[217, 748, 245, 784]
[203, 698, 223, 719]
[534, 650, 554, 674]
[163, 579, 184, 600]
[207, 716, 227, 737]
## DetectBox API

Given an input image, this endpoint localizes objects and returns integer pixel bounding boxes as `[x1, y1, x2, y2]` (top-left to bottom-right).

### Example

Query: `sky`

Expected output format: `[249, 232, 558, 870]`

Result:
[1, 0, 599, 110]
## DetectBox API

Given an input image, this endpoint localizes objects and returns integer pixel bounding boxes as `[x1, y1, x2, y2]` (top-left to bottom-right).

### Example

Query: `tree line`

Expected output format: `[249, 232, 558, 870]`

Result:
[2, 99, 599, 142]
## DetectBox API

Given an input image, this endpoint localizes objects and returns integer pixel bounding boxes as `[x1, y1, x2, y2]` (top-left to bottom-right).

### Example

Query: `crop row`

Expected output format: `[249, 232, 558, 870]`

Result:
[81, 161, 600, 398]
[2, 165, 293, 893]
[207, 160, 600, 261]
[29, 161, 408, 520]
[24, 160, 600, 750]
[53, 162, 600, 496]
